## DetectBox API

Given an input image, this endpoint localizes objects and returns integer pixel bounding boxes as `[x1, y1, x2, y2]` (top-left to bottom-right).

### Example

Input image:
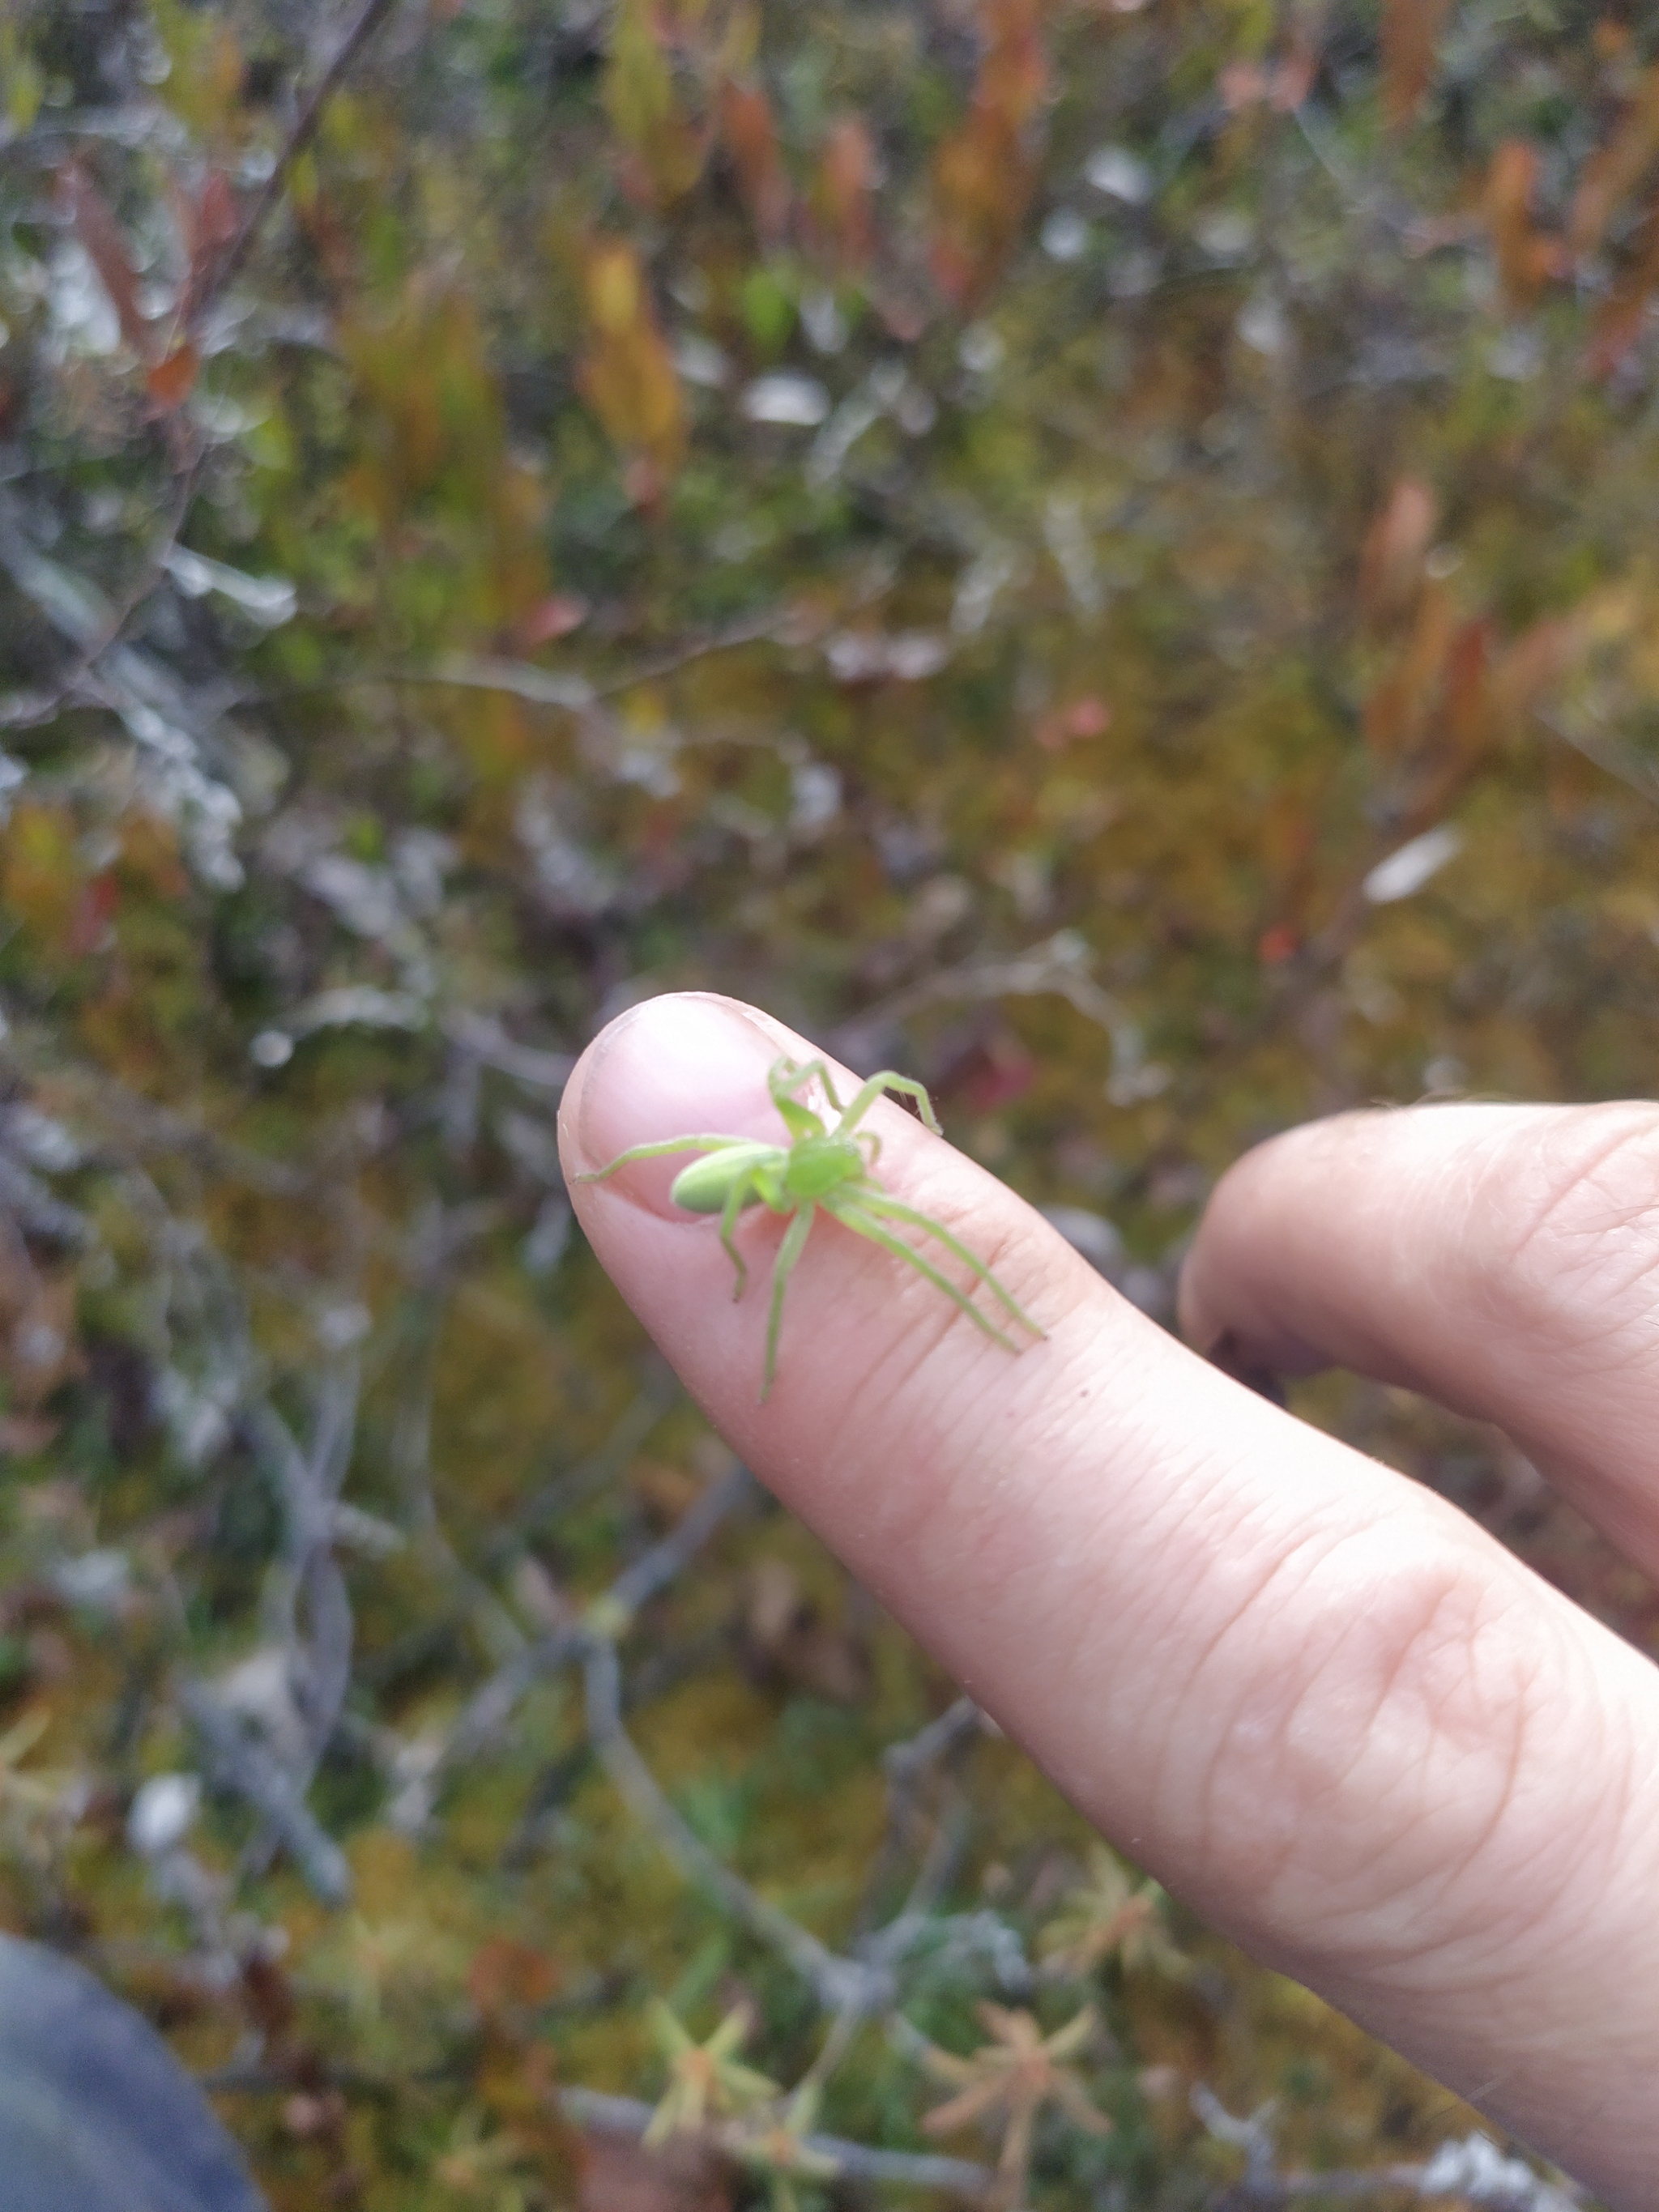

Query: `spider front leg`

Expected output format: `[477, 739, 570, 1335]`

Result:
[831, 1070, 944, 1139]
[577, 1134, 756, 1183]
[761, 1203, 817, 1401]
[767, 1057, 837, 1142]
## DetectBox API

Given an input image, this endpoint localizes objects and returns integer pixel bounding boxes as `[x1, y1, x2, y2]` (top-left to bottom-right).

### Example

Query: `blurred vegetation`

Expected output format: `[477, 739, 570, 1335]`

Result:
[1, 0, 1657, 2202]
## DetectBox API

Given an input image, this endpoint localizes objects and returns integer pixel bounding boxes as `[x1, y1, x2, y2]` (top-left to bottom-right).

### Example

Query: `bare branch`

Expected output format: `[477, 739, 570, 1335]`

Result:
[428, 1463, 751, 1793]
[180, 1681, 352, 1906]
[1188, 2092, 1584, 2211]
[583, 1635, 886, 2015]
[200, 0, 403, 313]
[559, 2086, 1002, 2201]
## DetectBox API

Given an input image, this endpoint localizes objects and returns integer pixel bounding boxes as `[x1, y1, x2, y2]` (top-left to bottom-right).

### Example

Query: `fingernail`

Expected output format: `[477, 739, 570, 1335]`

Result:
[569, 993, 782, 1187]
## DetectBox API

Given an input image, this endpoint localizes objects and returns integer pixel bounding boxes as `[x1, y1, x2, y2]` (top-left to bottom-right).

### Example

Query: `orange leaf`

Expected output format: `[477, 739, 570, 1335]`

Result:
[1358, 478, 1438, 631]
[809, 115, 876, 275]
[719, 80, 790, 247]
[930, 0, 1049, 309]
[1485, 141, 1563, 312]
[1380, 0, 1452, 130]
[1586, 197, 1659, 377]
[62, 162, 155, 362]
[1570, 65, 1659, 257]
[1491, 613, 1585, 724]
[146, 344, 200, 411]
[469, 1937, 561, 2022]
[1441, 617, 1493, 763]
[1363, 582, 1456, 758]
[976, 0, 1047, 131]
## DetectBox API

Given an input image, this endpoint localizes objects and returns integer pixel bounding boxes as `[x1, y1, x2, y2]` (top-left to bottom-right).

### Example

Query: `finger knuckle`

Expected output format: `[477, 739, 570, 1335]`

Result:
[1197, 1519, 1583, 1967]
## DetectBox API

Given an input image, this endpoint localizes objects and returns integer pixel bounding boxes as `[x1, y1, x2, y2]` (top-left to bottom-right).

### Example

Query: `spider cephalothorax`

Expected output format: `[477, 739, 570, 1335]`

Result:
[578, 1055, 1043, 1400]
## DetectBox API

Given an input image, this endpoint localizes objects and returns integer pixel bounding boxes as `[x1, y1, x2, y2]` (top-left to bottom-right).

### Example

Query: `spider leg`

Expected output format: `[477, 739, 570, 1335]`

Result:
[832, 1072, 943, 1138]
[761, 1204, 816, 1401]
[828, 1197, 1023, 1352]
[771, 1055, 846, 1115]
[848, 1188, 1043, 1336]
[858, 1130, 881, 1168]
[576, 1134, 753, 1183]
[718, 1172, 754, 1301]
[768, 1058, 834, 1143]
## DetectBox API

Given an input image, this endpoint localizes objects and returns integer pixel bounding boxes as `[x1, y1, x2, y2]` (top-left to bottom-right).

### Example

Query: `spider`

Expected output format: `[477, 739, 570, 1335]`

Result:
[577, 1055, 1044, 1400]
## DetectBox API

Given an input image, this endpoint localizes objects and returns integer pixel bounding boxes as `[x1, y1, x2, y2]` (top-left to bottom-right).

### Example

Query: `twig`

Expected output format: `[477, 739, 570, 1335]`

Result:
[236, 608, 794, 718]
[1189, 2092, 1582, 2211]
[603, 1463, 753, 1626]
[495, 1378, 680, 1558]
[432, 1464, 751, 1786]
[883, 1694, 984, 1795]
[832, 931, 1155, 1104]
[558, 2086, 1001, 2201]
[200, 0, 403, 313]
[855, 1695, 983, 1933]
[439, 1009, 576, 1094]
[0, 454, 202, 736]
[583, 1635, 885, 2014]
[590, 607, 791, 697]
[180, 1681, 352, 1905]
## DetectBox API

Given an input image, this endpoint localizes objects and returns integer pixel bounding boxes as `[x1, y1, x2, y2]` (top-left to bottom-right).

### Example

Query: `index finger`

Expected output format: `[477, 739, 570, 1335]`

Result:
[559, 991, 1659, 2208]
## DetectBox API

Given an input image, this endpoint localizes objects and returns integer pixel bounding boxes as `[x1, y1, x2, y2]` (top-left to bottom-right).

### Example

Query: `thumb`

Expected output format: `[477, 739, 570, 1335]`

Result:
[561, 991, 1659, 2206]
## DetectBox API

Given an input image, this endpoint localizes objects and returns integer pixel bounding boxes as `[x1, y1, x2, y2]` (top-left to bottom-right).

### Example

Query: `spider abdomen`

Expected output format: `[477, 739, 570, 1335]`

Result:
[670, 1143, 787, 1213]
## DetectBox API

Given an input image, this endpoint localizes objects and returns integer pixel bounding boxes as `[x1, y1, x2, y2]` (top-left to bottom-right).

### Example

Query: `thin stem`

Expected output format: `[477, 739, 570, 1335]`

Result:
[558, 2087, 1000, 2201]
[583, 1638, 878, 2012]
[434, 1465, 752, 1783]
[201, 0, 402, 313]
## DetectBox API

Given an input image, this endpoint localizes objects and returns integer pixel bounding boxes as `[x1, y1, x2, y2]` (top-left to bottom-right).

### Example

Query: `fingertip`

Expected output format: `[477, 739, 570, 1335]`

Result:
[557, 991, 790, 1186]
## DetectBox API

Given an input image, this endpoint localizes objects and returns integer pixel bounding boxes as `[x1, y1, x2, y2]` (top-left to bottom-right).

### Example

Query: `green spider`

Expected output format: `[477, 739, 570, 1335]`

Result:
[578, 1055, 1044, 1400]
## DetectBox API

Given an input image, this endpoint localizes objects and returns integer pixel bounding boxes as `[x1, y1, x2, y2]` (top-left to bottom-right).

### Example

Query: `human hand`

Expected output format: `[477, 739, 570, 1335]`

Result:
[559, 991, 1659, 2208]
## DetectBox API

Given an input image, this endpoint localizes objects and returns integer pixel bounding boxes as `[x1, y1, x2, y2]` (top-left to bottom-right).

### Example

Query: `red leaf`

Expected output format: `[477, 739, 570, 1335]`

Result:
[146, 344, 200, 412]
[810, 115, 876, 275]
[195, 168, 239, 255]
[62, 162, 156, 363]
[1569, 65, 1659, 258]
[67, 872, 119, 957]
[1358, 477, 1438, 629]
[468, 1938, 561, 2022]
[1586, 196, 1659, 377]
[1380, 0, 1453, 130]
[578, 2131, 731, 2212]
[719, 81, 790, 247]
[511, 595, 591, 650]
[929, 0, 1048, 309]
[1257, 922, 1299, 966]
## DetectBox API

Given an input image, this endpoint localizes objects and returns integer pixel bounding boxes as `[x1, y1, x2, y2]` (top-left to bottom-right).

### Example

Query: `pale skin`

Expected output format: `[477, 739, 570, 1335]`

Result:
[560, 991, 1659, 2208]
